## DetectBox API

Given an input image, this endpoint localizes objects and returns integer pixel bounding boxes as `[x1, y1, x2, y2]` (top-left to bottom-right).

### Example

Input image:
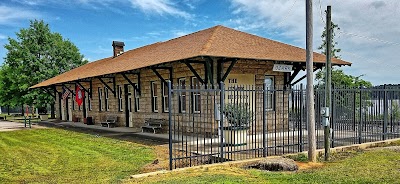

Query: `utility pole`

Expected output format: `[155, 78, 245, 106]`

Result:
[306, 0, 317, 162]
[324, 5, 332, 161]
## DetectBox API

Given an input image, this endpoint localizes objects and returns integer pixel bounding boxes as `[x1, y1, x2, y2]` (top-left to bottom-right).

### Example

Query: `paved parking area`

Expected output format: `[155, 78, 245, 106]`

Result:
[0, 121, 45, 132]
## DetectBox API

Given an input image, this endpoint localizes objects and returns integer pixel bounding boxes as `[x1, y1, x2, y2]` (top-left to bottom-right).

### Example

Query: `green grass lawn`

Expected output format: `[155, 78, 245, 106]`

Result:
[130, 148, 400, 184]
[0, 128, 155, 183]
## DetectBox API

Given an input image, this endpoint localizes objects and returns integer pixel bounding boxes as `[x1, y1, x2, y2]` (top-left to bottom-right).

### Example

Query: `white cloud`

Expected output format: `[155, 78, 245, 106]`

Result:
[0, 34, 7, 40]
[172, 30, 190, 37]
[12, 0, 192, 19]
[0, 5, 41, 25]
[129, 0, 192, 19]
[228, 0, 400, 85]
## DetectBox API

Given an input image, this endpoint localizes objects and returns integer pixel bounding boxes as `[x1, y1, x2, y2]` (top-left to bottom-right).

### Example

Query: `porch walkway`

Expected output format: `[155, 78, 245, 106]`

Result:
[42, 120, 328, 145]
[38, 120, 182, 144]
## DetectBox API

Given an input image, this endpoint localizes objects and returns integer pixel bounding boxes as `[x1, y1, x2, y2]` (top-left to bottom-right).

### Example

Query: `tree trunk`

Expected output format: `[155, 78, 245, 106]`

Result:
[21, 105, 24, 115]
[7, 105, 10, 115]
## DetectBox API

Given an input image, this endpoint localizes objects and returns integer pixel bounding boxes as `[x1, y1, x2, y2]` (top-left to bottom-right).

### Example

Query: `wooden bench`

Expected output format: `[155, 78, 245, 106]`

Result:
[100, 115, 118, 128]
[141, 118, 166, 134]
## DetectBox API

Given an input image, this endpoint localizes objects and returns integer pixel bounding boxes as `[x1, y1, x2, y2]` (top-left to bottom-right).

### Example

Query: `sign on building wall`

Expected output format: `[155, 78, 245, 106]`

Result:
[273, 64, 293, 72]
[224, 74, 256, 107]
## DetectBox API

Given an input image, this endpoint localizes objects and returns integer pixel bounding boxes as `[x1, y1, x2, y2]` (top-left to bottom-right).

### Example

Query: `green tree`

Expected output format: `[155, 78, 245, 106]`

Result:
[315, 21, 372, 120]
[318, 21, 341, 58]
[316, 69, 372, 88]
[315, 21, 371, 88]
[2, 20, 87, 112]
[0, 65, 20, 113]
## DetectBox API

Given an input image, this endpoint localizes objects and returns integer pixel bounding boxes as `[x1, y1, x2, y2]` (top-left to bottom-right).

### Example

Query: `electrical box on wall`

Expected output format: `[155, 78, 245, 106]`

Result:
[321, 107, 330, 126]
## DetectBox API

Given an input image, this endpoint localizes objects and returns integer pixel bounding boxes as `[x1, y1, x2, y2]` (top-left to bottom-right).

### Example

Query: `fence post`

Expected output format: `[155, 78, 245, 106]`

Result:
[168, 80, 173, 170]
[383, 84, 388, 140]
[299, 84, 303, 152]
[331, 86, 335, 148]
[263, 81, 267, 157]
[219, 81, 225, 162]
[358, 89, 362, 144]
[353, 90, 356, 132]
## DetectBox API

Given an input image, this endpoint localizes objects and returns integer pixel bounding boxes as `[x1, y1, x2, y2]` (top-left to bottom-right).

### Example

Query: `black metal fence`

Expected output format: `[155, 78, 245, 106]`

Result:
[167, 82, 400, 170]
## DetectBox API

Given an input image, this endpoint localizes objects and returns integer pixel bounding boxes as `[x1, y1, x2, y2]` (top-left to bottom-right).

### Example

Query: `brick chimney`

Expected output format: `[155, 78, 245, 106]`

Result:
[112, 41, 125, 57]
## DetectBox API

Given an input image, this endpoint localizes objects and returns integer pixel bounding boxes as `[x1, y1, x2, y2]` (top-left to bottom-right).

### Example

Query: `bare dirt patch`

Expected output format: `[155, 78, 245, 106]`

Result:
[296, 162, 324, 170]
[141, 145, 170, 172]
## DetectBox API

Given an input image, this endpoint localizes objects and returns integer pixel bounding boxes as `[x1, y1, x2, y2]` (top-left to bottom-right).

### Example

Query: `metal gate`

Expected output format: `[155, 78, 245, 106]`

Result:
[167, 82, 400, 170]
[167, 81, 308, 170]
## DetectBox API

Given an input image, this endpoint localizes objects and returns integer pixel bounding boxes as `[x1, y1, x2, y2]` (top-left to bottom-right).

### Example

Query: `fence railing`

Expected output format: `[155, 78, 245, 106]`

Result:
[168, 82, 400, 170]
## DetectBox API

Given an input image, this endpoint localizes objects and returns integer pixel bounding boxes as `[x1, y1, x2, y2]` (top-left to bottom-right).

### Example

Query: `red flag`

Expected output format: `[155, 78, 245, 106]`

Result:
[75, 85, 84, 106]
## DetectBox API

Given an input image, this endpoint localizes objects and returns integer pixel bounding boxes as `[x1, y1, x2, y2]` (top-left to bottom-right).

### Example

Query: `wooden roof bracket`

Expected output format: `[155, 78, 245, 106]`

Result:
[74, 79, 92, 99]
[184, 61, 205, 84]
[121, 72, 141, 96]
[52, 85, 59, 94]
[97, 76, 116, 97]
[40, 87, 56, 98]
[62, 83, 75, 96]
[286, 65, 302, 85]
[204, 57, 214, 85]
[221, 59, 237, 82]
[290, 65, 323, 86]
[151, 67, 173, 86]
[75, 81, 91, 98]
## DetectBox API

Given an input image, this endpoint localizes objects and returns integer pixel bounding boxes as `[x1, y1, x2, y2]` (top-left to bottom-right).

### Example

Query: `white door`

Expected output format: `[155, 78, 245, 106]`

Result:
[68, 97, 73, 121]
[128, 86, 133, 127]
[85, 92, 89, 118]
[61, 99, 66, 120]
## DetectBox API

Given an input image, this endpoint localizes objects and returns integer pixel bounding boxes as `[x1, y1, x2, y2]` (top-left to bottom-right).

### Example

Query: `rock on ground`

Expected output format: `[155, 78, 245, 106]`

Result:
[244, 157, 298, 171]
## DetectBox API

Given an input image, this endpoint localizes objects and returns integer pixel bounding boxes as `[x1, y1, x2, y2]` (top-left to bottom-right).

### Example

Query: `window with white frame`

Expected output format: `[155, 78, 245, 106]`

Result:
[265, 76, 275, 110]
[118, 85, 123, 111]
[162, 83, 169, 112]
[98, 88, 103, 111]
[104, 87, 109, 111]
[178, 78, 186, 113]
[191, 77, 201, 113]
[134, 84, 140, 112]
[151, 82, 158, 112]
[88, 89, 92, 111]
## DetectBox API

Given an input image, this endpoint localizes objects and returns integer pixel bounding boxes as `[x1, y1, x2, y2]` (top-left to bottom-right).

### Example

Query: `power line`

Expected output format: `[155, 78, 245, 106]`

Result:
[338, 31, 400, 47]
[341, 51, 400, 71]
[318, 0, 325, 24]
[272, 0, 299, 33]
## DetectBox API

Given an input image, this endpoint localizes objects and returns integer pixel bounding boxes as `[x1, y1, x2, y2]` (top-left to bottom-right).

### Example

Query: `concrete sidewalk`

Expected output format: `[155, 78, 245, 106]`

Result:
[36, 120, 172, 145]
[0, 120, 46, 132]
[57, 121, 141, 133]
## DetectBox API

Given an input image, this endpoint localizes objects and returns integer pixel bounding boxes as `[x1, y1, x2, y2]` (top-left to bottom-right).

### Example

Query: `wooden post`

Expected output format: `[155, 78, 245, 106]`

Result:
[306, 0, 317, 162]
[324, 5, 332, 161]
[50, 103, 55, 119]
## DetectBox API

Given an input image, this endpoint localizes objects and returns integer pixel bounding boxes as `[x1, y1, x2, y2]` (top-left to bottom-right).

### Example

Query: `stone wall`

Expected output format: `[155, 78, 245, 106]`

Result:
[54, 58, 290, 133]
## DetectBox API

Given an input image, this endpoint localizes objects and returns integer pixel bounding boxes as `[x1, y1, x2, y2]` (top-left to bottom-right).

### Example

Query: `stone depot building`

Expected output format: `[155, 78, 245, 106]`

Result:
[31, 25, 350, 131]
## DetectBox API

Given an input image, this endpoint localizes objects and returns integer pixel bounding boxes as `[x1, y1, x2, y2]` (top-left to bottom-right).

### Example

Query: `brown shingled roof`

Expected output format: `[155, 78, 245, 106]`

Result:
[31, 25, 351, 88]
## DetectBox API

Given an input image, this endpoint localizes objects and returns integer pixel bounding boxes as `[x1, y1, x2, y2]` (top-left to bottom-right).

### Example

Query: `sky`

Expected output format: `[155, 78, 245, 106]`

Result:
[0, 0, 399, 85]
